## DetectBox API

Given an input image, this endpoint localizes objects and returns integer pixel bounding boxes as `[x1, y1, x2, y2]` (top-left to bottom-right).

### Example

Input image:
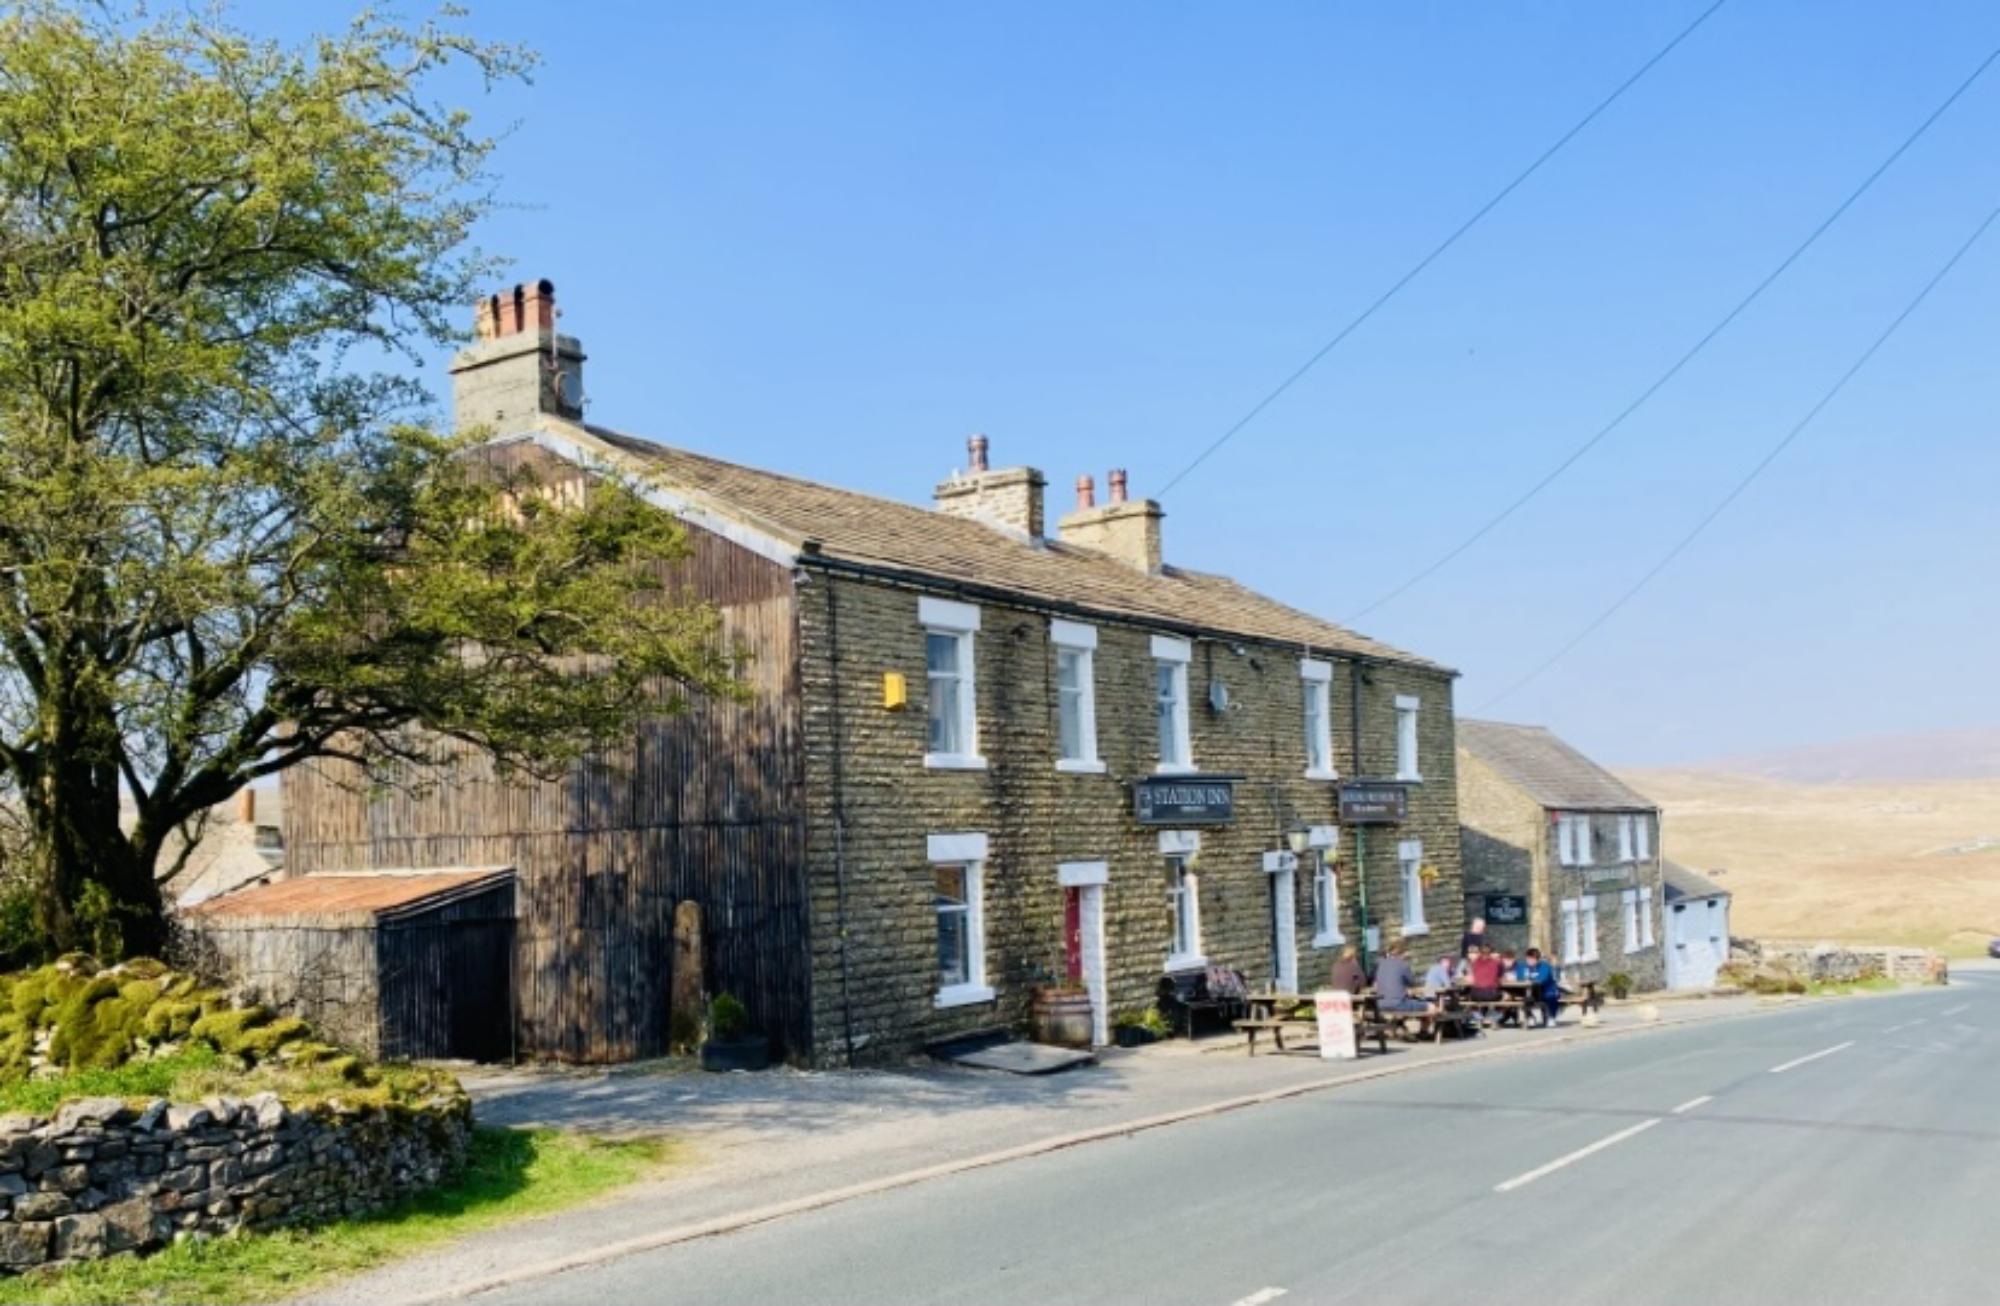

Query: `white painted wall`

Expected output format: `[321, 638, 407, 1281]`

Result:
[1666, 895, 1731, 990]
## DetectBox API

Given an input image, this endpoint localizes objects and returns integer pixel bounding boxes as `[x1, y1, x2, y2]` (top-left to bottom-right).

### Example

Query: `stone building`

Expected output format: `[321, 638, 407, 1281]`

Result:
[271, 280, 1465, 1065]
[1661, 861, 1731, 991]
[1456, 719, 1667, 992]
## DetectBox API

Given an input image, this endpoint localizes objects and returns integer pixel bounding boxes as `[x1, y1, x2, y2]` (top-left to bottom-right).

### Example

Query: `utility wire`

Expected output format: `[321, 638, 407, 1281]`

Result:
[1347, 41, 2000, 624]
[1478, 193, 2000, 713]
[1152, 0, 1732, 499]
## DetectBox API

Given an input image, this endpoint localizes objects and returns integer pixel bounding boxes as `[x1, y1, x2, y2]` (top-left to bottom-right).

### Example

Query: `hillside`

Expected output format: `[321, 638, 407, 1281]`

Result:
[1698, 726, 2000, 785]
[1618, 768, 2000, 957]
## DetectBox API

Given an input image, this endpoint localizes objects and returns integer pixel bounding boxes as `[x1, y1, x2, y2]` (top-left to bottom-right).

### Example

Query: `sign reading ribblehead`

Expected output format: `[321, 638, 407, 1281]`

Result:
[1315, 989, 1358, 1060]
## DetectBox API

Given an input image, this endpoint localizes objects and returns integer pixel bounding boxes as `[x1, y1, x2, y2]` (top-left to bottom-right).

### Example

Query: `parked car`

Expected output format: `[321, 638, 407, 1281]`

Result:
[1988, 938, 2000, 960]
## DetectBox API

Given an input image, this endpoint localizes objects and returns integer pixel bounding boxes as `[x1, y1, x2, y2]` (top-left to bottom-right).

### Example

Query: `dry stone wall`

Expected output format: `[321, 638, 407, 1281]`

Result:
[0, 1089, 469, 1272]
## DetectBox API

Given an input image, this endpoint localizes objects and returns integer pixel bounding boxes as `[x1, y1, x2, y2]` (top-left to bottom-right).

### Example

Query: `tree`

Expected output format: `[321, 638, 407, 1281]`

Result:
[0, 3, 742, 958]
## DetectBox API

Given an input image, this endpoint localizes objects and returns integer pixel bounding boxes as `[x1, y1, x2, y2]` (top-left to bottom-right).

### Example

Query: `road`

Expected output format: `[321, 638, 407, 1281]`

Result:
[472, 975, 1997, 1306]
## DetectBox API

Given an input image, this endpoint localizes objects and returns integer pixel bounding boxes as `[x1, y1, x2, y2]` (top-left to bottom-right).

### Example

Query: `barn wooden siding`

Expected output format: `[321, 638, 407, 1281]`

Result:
[283, 518, 812, 1063]
[376, 880, 519, 1062]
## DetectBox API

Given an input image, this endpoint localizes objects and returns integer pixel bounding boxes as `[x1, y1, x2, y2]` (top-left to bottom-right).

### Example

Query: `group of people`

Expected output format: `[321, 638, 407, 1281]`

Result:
[1324, 916, 1565, 1028]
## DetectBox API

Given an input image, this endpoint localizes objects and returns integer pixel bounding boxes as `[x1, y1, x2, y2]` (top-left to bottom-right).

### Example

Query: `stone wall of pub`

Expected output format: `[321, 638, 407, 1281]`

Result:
[795, 569, 1465, 1065]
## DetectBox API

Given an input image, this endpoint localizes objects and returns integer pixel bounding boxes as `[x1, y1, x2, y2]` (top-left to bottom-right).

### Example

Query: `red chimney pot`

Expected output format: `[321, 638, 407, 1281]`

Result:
[1108, 468, 1129, 504]
[1075, 475, 1095, 511]
[967, 433, 989, 474]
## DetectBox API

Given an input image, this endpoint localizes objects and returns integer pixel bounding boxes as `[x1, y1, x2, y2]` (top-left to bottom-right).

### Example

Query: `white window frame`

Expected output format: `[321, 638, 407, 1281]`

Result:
[1560, 899, 1582, 965]
[927, 831, 993, 1007]
[1617, 815, 1636, 863]
[1578, 895, 1600, 962]
[1301, 659, 1336, 780]
[1640, 885, 1656, 947]
[1635, 814, 1653, 861]
[1394, 694, 1421, 781]
[1621, 888, 1641, 954]
[1558, 813, 1594, 867]
[1307, 826, 1343, 947]
[1164, 852, 1205, 970]
[1397, 838, 1429, 936]
[920, 597, 984, 771]
[1152, 635, 1195, 775]
[1050, 619, 1103, 774]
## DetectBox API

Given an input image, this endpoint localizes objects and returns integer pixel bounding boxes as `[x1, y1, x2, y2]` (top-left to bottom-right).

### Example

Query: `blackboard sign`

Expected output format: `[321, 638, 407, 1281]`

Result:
[1133, 775, 1237, 825]
[1484, 894, 1529, 925]
[1338, 782, 1408, 824]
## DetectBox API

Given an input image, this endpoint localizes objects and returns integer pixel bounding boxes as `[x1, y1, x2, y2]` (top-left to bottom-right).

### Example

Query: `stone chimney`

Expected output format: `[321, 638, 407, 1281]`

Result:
[1057, 467, 1165, 573]
[933, 434, 1047, 539]
[448, 278, 586, 433]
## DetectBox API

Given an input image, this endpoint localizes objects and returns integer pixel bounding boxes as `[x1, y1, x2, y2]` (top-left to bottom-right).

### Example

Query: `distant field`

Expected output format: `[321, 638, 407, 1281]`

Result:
[1619, 768, 2000, 958]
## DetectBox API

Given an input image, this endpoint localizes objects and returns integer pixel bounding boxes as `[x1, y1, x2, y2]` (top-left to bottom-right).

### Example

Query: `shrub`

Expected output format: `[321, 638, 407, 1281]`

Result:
[707, 993, 750, 1042]
[1606, 972, 1634, 1000]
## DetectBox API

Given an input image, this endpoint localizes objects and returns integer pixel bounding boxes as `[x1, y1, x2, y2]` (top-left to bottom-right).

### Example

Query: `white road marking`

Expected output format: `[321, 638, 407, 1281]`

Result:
[1768, 1041, 1855, 1075]
[1231, 1290, 1287, 1306]
[1671, 1095, 1713, 1114]
[1494, 1118, 1662, 1193]
[1940, 1004, 1969, 1016]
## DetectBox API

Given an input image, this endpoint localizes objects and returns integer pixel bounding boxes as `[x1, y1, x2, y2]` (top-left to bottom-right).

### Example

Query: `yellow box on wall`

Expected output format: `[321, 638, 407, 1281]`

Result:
[882, 671, 907, 710]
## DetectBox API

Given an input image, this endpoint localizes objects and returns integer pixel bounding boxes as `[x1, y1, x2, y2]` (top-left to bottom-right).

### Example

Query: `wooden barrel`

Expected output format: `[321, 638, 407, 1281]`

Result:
[1031, 987, 1094, 1048]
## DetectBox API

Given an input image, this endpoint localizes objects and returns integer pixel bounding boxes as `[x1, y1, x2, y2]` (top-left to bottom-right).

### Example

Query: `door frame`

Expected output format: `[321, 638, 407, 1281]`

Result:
[1059, 861, 1110, 1046]
[1263, 850, 1299, 995]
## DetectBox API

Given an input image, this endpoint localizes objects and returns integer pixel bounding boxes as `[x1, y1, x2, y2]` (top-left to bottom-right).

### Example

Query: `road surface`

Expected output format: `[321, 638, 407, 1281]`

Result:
[472, 975, 1996, 1305]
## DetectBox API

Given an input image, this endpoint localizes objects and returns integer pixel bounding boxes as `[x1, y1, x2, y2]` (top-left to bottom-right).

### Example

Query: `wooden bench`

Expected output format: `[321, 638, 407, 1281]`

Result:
[1376, 1006, 1475, 1044]
[1461, 996, 1527, 1026]
[1235, 1007, 1389, 1056]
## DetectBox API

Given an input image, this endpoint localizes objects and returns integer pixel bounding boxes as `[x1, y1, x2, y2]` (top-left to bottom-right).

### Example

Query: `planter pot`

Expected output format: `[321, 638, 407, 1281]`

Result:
[1113, 1025, 1158, 1049]
[1031, 987, 1094, 1048]
[700, 1035, 771, 1072]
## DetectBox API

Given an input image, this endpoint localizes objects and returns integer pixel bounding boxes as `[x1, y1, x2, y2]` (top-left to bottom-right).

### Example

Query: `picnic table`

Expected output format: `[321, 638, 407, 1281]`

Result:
[1233, 990, 1388, 1056]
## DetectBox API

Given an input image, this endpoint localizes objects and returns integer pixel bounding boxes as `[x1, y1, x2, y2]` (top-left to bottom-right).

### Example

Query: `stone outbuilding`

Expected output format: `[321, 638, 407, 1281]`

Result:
[1661, 860, 1731, 991]
[1456, 719, 1667, 992]
[255, 278, 1467, 1066]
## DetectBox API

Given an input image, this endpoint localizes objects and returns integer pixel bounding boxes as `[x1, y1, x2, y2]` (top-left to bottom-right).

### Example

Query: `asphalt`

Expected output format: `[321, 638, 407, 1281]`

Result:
[457, 973, 1997, 1306]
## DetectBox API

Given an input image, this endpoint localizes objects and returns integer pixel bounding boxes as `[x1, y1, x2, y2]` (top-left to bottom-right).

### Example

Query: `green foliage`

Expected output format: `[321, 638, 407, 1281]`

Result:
[0, 2, 743, 957]
[1605, 972, 1635, 1001]
[0, 1128, 674, 1305]
[1114, 1006, 1172, 1036]
[0, 1045, 224, 1116]
[707, 992, 750, 1042]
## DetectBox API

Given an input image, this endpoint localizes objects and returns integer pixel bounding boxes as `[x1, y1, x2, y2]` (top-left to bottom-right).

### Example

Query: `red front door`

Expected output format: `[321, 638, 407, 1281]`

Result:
[1064, 887, 1083, 982]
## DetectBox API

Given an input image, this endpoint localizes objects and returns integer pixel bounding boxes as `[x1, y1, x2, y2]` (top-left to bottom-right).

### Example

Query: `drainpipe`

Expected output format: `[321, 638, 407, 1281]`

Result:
[824, 579, 858, 1067]
[1349, 661, 1373, 973]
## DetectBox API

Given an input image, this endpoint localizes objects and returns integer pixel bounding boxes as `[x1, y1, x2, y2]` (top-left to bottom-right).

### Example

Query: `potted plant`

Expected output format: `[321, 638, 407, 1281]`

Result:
[1112, 1006, 1170, 1048]
[700, 992, 771, 1071]
[1605, 971, 1635, 1001]
[1030, 979, 1094, 1048]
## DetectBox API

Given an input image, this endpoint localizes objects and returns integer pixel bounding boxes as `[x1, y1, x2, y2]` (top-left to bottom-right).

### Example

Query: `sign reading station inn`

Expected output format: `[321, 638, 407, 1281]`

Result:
[1133, 775, 1239, 825]
[1337, 782, 1408, 825]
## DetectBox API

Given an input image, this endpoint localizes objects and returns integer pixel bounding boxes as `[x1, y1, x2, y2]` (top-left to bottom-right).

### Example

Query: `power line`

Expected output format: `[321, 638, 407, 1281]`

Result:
[1152, 0, 1732, 499]
[1346, 41, 2000, 624]
[1477, 193, 2000, 714]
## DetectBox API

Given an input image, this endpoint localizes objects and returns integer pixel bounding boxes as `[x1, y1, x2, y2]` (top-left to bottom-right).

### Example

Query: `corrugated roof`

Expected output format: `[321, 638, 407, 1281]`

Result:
[1662, 860, 1728, 902]
[186, 868, 514, 925]
[568, 421, 1447, 672]
[1457, 719, 1656, 811]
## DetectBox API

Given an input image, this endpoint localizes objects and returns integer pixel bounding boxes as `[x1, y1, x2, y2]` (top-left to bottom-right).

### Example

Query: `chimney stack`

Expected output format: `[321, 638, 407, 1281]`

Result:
[237, 789, 256, 825]
[448, 277, 587, 435]
[933, 434, 1046, 539]
[1057, 467, 1164, 574]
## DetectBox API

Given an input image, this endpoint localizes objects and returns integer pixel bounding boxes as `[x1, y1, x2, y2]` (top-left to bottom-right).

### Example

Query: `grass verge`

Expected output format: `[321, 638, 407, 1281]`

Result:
[0, 1127, 674, 1305]
[1803, 975, 1902, 998]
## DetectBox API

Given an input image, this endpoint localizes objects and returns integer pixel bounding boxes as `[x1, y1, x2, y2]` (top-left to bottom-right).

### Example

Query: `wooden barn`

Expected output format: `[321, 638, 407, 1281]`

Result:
[185, 868, 518, 1062]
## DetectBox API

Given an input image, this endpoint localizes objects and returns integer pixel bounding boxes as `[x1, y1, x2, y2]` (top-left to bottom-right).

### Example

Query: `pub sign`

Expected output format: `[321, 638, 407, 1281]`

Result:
[1337, 781, 1408, 825]
[1484, 894, 1529, 926]
[1133, 775, 1238, 825]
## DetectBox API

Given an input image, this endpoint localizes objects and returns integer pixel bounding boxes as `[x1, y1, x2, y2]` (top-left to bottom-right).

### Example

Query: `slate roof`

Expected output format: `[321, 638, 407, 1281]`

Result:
[1662, 860, 1728, 902]
[571, 421, 1447, 672]
[186, 868, 514, 926]
[1457, 719, 1656, 811]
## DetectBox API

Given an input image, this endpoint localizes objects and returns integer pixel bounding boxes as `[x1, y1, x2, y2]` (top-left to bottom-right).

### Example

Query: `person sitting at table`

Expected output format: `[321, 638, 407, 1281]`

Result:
[1372, 943, 1432, 1014]
[1328, 946, 1367, 995]
[1460, 916, 1487, 958]
[1520, 947, 1561, 1026]
[1422, 952, 1457, 992]
[1466, 945, 1506, 1024]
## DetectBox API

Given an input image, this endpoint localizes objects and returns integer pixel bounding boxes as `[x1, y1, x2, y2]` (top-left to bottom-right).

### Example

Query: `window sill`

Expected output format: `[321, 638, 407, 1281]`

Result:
[1154, 762, 1199, 776]
[924, 753, 989, 772]
[934, 984, 996, 1009]
[1163, 953, 1208, 973]
[1395, 774, 1423, 784]
[1400, 923, 1431, 937]
[1311, 932, 1347, 950]
[1055, 758, 1107, 774]
[1303, 767, 1339, 783]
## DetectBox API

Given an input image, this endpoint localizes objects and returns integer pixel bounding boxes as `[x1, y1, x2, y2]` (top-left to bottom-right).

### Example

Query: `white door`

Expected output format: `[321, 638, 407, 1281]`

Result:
[1272, 866, 1299, 995]
[1079, 884, 1109, 1047]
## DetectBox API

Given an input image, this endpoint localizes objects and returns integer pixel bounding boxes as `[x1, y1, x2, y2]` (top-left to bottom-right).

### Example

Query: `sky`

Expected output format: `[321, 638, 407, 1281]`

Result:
[272, 1, 1999, 767]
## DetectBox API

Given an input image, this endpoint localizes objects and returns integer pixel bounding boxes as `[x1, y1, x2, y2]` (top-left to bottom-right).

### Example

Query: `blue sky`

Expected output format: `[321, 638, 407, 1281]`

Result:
[325, 2, 2000, 765]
